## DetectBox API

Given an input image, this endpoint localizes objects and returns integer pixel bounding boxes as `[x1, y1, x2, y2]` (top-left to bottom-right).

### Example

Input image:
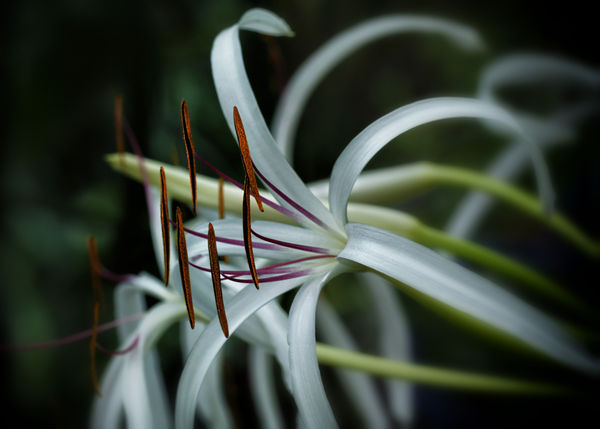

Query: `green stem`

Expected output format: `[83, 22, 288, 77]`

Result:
[334, 161, 599, 257]
[429, 164, 599, 257]
[315, 343, 563, 394]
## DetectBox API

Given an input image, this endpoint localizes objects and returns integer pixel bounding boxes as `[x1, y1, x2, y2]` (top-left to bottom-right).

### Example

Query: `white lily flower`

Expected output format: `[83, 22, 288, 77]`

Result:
[170, 9, 598, 429]
[95, 9, 599, 429]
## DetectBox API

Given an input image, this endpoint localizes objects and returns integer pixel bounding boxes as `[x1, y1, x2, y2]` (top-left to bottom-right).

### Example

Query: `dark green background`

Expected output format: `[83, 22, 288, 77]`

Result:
[1, 0, 598, 427]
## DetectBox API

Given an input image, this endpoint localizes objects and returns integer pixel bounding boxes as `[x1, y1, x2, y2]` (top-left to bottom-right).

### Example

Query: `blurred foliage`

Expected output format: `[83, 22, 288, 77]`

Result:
[1, 0, 598, 428]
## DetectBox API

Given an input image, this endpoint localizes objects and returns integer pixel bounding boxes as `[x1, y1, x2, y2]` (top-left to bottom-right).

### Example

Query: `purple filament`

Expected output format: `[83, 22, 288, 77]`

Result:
[195, 152, 300, 221]
[96, 336, 140, 356]
[2, 313, 144, 352]
[253, 162, 327, 229]
[251, 227, 330, 254]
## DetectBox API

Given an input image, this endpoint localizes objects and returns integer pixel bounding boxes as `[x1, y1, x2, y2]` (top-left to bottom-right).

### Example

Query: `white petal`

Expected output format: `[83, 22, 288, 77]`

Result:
[122, 301, 188, 429]
[238, 8, 294, 36]
[249, 346, 286, 429]
[181, 322, 235, 428]
[328, 97, 555, 224]
[174, 270, 333, 429]
[316, 297, 388, 428]
[272, 15, 483, 162]
[445, 141, 530, 238]
[210, 10, 343, 236]
[90, 355, 125, 429]
[447, 55, 600, 239]
[289, 270, 344, 429]
[363, 273, 414, 425]
[339, 223, 600, 373]
[113, 275, 174, 429]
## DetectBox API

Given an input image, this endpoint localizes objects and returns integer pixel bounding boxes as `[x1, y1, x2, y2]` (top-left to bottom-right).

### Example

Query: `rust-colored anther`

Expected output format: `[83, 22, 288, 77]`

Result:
[218, 177, 225, 220]
[87, 236, 102, 396]
[233, 106, 263, 212]
[243, 179, 260, 289]
[208, 223, 229, 338]
[181, 99, 197, 216]
[160, 167, 170, 285]
[176, 207, 195, 329]
[114, 95, 125, 167]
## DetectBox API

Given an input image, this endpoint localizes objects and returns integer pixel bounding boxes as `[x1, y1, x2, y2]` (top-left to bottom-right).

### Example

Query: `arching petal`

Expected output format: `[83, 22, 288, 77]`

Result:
[363, 273, 414, 425]
[174, 267, 335, 429]
[181, 323, 233, 429]
[316, 297, 388, 428]
[249, 346, 286, 429]
[113, 275, 174, 429]
[288, 273, 340, 429]
[211, 9, 344, 237]
[90, 353, 126, 429]
[329, 97, 555, 225]
[339, 223, 600, 374]
[121, 301, 188, 429]
[272, 15, 483, 161]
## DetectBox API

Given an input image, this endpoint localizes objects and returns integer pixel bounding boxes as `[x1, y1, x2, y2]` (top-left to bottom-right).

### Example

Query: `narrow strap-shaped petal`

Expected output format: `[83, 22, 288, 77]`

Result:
[174, 270, 334, 429]
[121, 301, 188, 429]
[339, 223, 600, 373]
[329, 97, 555, 225]
[181, 323, 233, 429]
[110, 276, 175, 429]
[249, 346, 286, 429]
[316, 298, 388, 428]
[478, 54, 600, 144]
[289, 272, 342, 429]
[363, 273, 414, 425]
[272, 15, 483, 161]
[210, 9, 344, 237]
[445, 141, 530, 239]
[90, 352, 126, 429]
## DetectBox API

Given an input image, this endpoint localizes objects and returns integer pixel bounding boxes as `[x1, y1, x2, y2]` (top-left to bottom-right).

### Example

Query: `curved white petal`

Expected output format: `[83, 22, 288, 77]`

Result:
[272, 15, 483, 161]
[174, 268, 334, 429]
[339, 223, 600, 373]
[479, 53, 600, 103]
[113, 276, 174, 429]
[249, 346, 285, 429]
[363, 273, 414, 425]
[316, 297, 388, 428]
[121, 301, 188, 429]
[329, 97, 555, 225]
[289, 274, 339, 429]
[90, 354, 125, 429]
[211, 9, 344, 237]
[447, 55, 600, 239]
[445, 141, 530, 238]
[181, 322, 233, 428]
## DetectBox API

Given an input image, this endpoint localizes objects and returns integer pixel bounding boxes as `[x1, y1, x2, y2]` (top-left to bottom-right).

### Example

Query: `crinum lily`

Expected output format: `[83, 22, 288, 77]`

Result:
[170, 9, 598, 429]
[100, 8, 599, 429]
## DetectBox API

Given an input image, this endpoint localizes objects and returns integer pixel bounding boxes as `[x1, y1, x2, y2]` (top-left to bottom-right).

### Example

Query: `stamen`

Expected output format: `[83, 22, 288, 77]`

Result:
[181, 99, 198, 216]
[176, 207, 195, 329]
[160, 167, 170, 285]
[208, 223, 229, 338]
[218, 177, 225, 220]
[195, 151, 301, 222]
[96, 336, 140, 356]
[87, 236, 102, 396]
[243, 179, 260, 289]
[114, 94, 125, 167]
[233, 106, 263, 212]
